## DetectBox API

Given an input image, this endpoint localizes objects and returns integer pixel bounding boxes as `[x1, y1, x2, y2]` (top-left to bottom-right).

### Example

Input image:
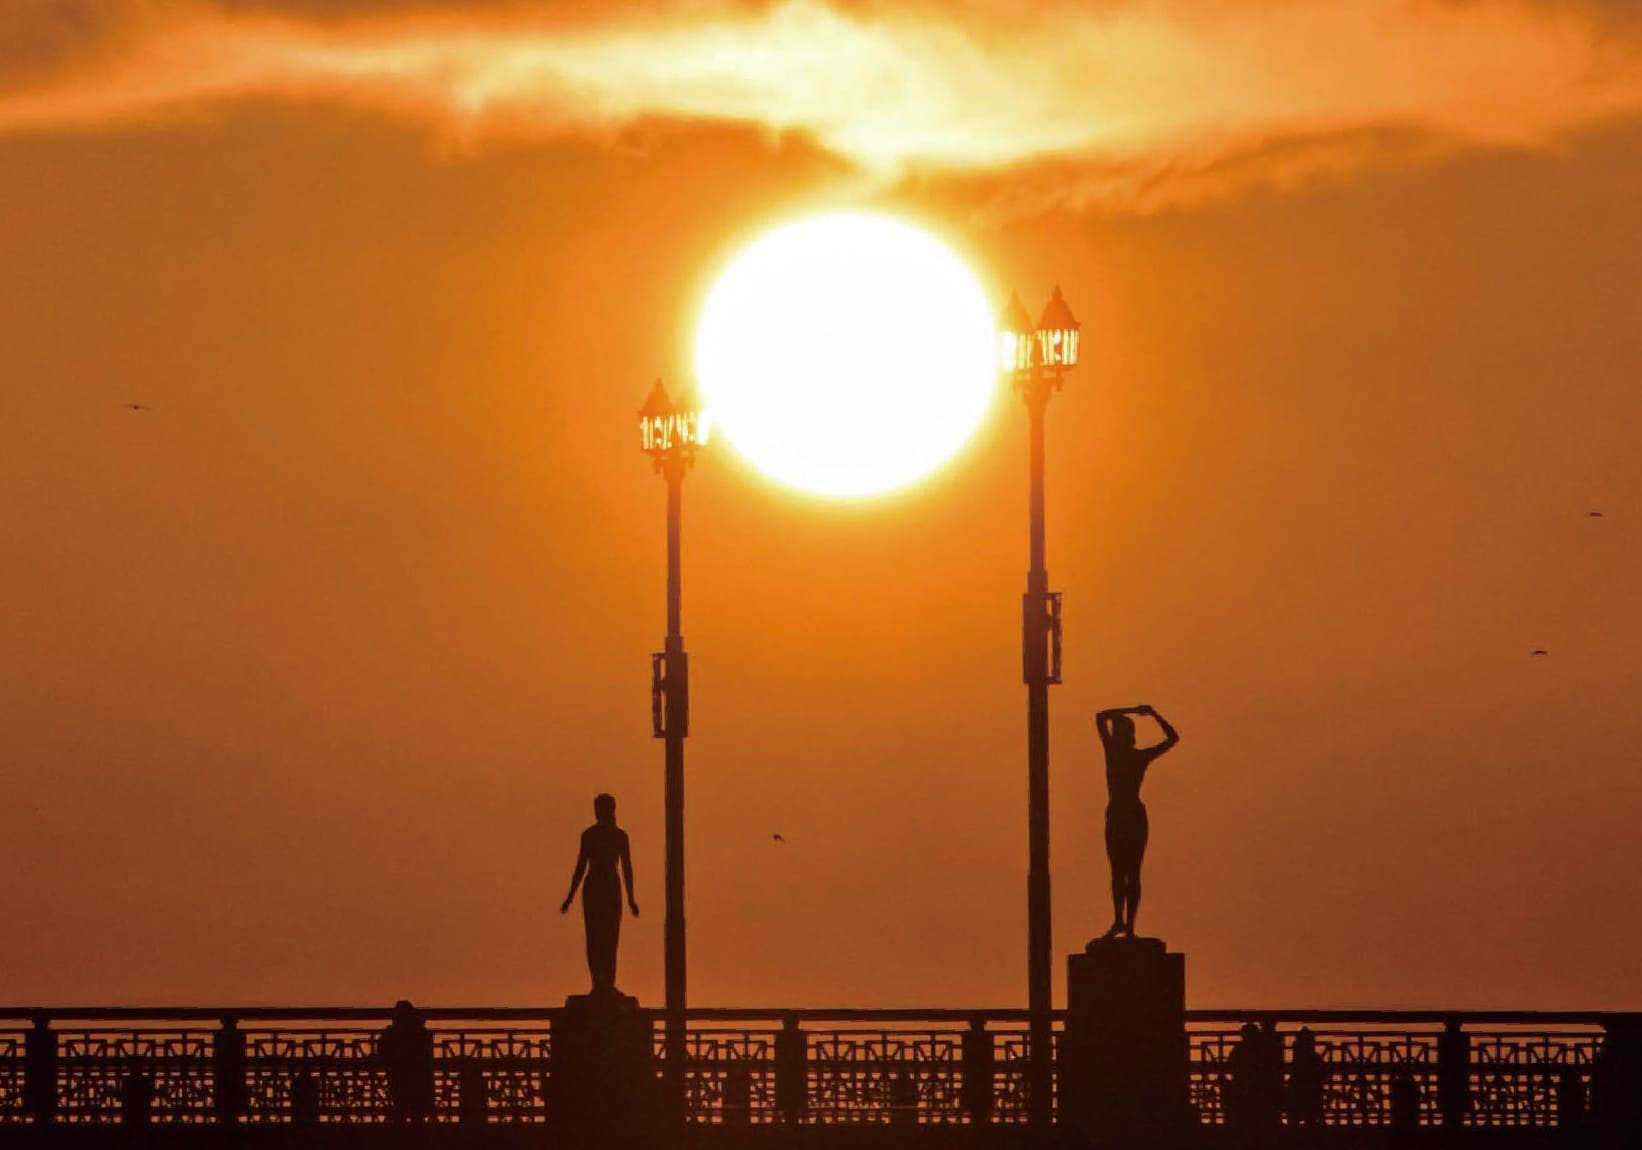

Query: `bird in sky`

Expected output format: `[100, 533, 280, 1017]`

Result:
[1588, 510, 1604, 518]
[1531, 649, 1549, 657]
[772, 833, 785, 844]
[120, 403, 152, 413]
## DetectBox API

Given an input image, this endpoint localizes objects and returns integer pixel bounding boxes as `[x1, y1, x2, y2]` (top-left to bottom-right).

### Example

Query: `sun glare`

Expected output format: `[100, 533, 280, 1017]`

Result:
[694, 214, 997, 498]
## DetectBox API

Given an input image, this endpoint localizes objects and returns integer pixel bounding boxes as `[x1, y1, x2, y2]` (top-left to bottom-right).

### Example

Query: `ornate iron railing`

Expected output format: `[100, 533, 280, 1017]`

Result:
[0, 1007, 1630, 1129]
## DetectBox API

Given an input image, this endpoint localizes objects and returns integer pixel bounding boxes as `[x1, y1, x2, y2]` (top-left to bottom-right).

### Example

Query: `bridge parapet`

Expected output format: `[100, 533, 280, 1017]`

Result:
[0, 1007, 1634, 1132]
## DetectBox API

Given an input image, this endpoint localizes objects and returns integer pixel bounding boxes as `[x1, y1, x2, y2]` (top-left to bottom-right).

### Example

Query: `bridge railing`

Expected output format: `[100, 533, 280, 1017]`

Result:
[1185, 1015, 1610, 1129]
[0, 1007, 1631, 1129]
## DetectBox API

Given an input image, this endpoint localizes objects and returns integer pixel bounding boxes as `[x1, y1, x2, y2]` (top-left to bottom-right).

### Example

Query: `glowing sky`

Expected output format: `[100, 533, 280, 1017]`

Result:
[3, 0, 1641, 1010]
[4, 1, 1642, 209]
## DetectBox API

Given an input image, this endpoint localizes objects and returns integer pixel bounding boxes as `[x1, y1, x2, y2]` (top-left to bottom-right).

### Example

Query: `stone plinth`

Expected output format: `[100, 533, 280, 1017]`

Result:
[1062, 936, 1191, 1140]
[548, 990, 660, 1133]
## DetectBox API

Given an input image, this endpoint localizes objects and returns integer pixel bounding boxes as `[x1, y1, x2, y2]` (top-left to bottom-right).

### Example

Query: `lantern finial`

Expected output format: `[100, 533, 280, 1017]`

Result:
[640, 378, 674, 419]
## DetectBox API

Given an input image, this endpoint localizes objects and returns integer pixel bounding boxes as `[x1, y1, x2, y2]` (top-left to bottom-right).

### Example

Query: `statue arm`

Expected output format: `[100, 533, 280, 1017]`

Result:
[560, 840, 589, 913]
[1094, 708, 1126, 746]
[1142, 706, 1180, 756]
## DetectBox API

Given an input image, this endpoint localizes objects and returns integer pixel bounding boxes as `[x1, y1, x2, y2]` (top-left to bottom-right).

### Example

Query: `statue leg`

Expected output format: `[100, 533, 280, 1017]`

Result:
[1123, 806, 1150, 934]
[585, 886, 620, 991]
[1102, 808, 1125, 936]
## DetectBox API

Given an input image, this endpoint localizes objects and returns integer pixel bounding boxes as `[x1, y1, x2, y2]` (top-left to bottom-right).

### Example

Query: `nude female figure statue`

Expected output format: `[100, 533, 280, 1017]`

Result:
[560, 793, 639, 992]
[1095, 705, 1179, 939]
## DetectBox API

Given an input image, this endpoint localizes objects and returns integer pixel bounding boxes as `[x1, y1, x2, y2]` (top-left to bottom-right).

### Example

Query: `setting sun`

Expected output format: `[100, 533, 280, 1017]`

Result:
[694, 213, 997, 497]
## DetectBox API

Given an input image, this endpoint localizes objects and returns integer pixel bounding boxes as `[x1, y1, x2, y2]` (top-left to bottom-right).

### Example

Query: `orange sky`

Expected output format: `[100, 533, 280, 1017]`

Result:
[3, 0, 1641, 1011]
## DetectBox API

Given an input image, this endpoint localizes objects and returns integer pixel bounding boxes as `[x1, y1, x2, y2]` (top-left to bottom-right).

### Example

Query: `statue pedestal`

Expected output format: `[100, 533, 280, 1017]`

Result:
[1062, 937, 1192, 1140]
[548, 990, 660, 1133]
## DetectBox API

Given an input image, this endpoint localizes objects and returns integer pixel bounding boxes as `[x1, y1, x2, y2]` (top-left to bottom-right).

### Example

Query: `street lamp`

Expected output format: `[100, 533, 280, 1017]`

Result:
[1000, 285, 1080, 1128]
[638, 377, 709, 1094]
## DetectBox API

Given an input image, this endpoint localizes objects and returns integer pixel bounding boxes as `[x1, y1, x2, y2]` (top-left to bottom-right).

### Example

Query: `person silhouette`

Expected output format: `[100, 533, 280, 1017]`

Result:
[378, 999, 434, 1123]
[1286, 1026, 1326, 1127]
[560, 793, 639, 994]
[1095, 704, 1179, 939]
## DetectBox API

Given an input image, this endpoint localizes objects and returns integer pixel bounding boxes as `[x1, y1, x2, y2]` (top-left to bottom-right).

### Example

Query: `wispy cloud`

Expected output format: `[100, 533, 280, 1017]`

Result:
[2, 0, 1639, 208]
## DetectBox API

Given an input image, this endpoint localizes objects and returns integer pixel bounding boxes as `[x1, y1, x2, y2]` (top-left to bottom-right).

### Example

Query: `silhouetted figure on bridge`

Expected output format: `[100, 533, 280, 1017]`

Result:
[1095, 704, 1179, 938]
[560, 793, 639, 993]
[1437, 1018, 1471, 1127]
[1286, 1026, 1326, 1127]
[379, 1000, 434, 1123]
[1223, 1022, 1281, 1136]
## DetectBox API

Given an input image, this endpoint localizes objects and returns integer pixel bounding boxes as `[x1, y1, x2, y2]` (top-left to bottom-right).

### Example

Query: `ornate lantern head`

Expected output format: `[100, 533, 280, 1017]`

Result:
[1035, 285, 1080, 371]
[998, 291, 1036, 374]
[639, 378, 710, 464]
[639, 378, 677, 457]
[672, 383, 711, 452]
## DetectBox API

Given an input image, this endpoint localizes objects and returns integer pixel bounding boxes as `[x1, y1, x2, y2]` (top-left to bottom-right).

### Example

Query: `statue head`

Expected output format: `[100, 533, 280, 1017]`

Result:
[593, 793, 616, 824]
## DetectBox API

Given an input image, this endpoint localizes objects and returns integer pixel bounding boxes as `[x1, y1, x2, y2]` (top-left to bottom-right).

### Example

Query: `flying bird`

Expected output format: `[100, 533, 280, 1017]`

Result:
[1587, 511, 1604, 518]
[772, 833, 785, 844]
[120, 403, 152, 413]
[1531, 649, 1549, 657]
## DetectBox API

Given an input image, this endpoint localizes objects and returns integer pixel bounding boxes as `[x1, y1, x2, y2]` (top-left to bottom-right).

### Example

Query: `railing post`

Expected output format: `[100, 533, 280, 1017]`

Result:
[460, 1059, 488, 1126]
[1437, 1017, 1470, 1128]
[214, 1015, 247, 1125]
[774, 1015, 807, 1125]
[722, 1055, 751, 1126]
[121, 1062, 155, 1127]
[290, 1065, 321, 1128]
[889, 1068, 919, 1126]
[1556, 1064, 1588, 1129]
[24, 1015, 57, 1126]
[1594, 1014, 1642, 1134]
[961, 1016, 994, 1125]
[1389, 1061, 1421, 1131]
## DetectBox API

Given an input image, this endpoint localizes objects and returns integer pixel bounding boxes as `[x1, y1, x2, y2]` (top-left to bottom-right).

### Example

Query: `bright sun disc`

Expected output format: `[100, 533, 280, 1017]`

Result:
[695, 214, 996, 497]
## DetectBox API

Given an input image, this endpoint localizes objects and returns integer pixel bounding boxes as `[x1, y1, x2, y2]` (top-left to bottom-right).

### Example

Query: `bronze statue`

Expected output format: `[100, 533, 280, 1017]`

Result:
[1095, 705, 1179, 938]
[560, 794, 639, 993]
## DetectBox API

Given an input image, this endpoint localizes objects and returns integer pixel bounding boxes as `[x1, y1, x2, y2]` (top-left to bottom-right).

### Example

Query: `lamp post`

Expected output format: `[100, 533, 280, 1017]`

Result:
[638, 378, 709, 1097]
[999, 286, 1081, 1128]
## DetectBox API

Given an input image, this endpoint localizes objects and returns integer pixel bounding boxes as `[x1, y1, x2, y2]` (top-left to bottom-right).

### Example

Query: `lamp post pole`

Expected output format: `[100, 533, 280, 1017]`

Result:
[662, 455, 687, 1090]
[1002, 288, 1080, 1131]
[640, 380, 708, 1102]
[1023, 364, 1054, 1131]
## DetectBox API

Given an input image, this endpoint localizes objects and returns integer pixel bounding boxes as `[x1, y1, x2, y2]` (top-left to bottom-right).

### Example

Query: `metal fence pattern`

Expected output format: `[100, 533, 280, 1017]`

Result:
[0, 1008, 1626, 1129]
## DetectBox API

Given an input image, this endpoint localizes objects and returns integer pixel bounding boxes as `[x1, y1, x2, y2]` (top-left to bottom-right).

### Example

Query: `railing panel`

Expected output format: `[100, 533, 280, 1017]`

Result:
[57, 1031, 214, 1125]
[244, 1029, 386, 1124]
[0, 1030, 25, 1124]
[990, 1026, 1034, 1125]
[806, 1030, 965, 1125]
[1468, 1030, 1600, 1128]
[679, 1027, 779, 1125]
[434, 1028, 552, 1124]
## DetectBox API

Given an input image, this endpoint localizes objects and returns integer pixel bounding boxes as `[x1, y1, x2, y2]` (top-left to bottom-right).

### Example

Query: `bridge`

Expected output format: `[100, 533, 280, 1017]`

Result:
[4, 1004, 1638, 1143]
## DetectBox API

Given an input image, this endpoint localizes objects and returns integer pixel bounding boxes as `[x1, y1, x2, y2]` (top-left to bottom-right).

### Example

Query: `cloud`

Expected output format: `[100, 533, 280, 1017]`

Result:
[1, 0, 1640, 209]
